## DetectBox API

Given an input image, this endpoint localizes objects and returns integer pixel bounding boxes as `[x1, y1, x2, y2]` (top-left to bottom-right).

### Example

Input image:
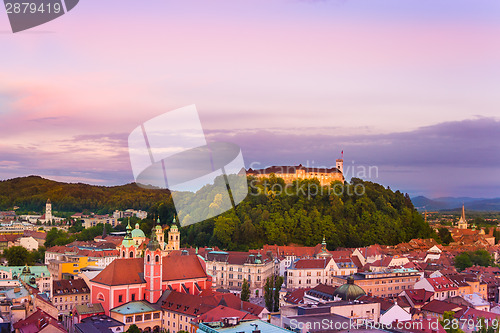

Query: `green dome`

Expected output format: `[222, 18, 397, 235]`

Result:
[333, 276, 366, 301]
[131, 223, 145, 238]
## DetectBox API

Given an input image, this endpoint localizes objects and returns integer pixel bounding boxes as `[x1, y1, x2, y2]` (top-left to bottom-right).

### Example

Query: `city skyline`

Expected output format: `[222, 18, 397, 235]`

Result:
[1, 0, 499, 197]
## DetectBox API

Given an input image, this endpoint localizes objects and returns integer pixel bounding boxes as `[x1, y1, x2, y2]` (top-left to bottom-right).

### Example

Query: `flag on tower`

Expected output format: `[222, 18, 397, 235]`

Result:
[341, 150, 343, 159]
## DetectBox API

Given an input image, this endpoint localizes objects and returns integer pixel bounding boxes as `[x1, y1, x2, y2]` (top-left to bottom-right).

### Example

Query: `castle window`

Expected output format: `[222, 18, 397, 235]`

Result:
[122, 251, 125, 257]
[119, 295, 123, 303]
[147, 255, 151, 263]
[97, 293, 105, 302]
[130, 251, 134, 258]
[155, 255, 160, 263]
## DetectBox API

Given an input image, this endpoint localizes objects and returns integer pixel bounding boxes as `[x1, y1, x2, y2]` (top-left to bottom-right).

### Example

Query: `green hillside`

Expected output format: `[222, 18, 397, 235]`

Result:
[178, 176, 434, 250]
[0, 176, 170, 214]
[0, 175, 433, 250]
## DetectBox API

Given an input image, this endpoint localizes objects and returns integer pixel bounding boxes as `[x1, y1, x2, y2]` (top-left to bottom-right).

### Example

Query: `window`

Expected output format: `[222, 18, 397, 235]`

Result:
[147, 255, 151, 263]
[135, 315, 143, 322]
[130, 251, 134, 258]
[132, 294, 136, 301]
[155, 255, 159, 263]
[144, 313, 151, 320]
[126, 316, 133, 323]
[119, 295, 123, 302]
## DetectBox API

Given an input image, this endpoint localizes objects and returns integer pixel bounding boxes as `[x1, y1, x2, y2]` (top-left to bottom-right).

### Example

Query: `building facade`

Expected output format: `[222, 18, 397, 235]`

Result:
[331, 269, 421, 298]
[204, 251, 274, 297]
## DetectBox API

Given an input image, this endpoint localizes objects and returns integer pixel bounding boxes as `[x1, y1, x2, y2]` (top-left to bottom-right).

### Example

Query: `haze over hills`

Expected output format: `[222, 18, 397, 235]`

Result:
[411, 196, 500, 212]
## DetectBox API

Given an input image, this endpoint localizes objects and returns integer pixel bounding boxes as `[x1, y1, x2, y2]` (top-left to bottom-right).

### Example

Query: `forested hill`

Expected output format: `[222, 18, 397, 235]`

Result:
[1, 175, 434, 250]
[180, 176, 434, 250]
[0, 176, 170, 213]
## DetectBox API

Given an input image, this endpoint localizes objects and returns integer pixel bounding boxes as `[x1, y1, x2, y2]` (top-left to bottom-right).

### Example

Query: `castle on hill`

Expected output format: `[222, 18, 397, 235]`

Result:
[247, 156, 344, 187]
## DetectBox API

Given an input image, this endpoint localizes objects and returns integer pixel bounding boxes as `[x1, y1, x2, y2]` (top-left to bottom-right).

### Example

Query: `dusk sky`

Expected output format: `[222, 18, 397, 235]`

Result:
[0, 0, 499, 198]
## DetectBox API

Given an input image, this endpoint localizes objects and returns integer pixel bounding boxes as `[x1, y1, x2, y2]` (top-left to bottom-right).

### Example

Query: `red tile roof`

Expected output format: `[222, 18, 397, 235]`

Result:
[421, 300, 464, 315]
[403, 289, 434, 305]
[161, 290, 265, 318]
[91, 255, 209, 286]
[53, 279, 89, 296]
[13, 308, 66, 333]
[263, 244, 322, 258]
[427, 276, 458, 291]
[23, 230, 47, 240]
[284, 288, 310, 304]
[195, 305, 258, 323]
[293, 257, 332, 269]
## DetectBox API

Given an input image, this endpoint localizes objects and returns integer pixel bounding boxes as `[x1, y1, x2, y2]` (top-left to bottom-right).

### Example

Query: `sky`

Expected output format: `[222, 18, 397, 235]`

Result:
[0, 0, 499, 198]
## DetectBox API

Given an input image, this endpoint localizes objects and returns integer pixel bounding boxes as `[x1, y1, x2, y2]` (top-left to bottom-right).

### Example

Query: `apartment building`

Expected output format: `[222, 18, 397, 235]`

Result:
[331, 268, 421, 298]
[204, 251, 274, 297]
[52, 279, 90, 315]
[286, 257, 357, 289]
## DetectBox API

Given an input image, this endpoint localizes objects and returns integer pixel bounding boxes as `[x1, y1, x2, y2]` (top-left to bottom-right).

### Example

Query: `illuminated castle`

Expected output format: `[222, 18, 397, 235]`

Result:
[247, 155, 344, 187]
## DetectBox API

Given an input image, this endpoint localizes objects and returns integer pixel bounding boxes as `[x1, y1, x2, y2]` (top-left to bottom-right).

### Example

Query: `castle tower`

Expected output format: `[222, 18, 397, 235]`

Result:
[457, 204, 468, 230]
[336, 151, 344, 174]
[45, 199, 52, 224]
[144, 228, 163, 303]
[167, 217, 180, 252]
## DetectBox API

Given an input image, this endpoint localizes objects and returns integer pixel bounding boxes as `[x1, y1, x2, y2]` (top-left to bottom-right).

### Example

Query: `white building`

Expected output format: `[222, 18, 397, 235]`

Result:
[286, 257, 357, 289]
[18, 236, 40, 251]
[379, 302, 412, 325]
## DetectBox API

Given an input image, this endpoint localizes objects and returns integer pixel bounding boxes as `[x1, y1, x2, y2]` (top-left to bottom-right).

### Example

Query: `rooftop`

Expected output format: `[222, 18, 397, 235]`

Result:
[111, 300, 160, 315]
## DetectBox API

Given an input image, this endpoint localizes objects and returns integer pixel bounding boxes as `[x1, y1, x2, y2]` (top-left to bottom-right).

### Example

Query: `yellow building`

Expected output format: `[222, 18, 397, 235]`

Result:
[48, 255, 97, 280]
[447, 274, 488, 300]
[247, 159, 344, 187]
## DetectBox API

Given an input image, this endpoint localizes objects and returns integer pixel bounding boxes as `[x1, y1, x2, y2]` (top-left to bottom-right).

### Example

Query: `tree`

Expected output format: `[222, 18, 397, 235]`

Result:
[454, 252, 473, 271]
[241, 279, 250, 302]
[263, 276, 284, 312]
[440, 311, 464, 333]
[264, 277, 273, 312]
[127, 324, 141, 333]
[273, 276, 284, 312]
[31, 246, 46, 264]
[3, 246, 34, 266]
[454, 250, 493, 271]
[438, 228, 454, 245]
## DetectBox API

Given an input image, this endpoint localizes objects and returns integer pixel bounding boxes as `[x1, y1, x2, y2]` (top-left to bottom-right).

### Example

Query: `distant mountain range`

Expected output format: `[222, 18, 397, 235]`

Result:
[411, 196, 500, 212]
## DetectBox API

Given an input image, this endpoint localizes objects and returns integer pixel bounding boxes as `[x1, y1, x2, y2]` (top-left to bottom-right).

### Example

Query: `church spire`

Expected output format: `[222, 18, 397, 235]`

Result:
[462, 203, 465, 221]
